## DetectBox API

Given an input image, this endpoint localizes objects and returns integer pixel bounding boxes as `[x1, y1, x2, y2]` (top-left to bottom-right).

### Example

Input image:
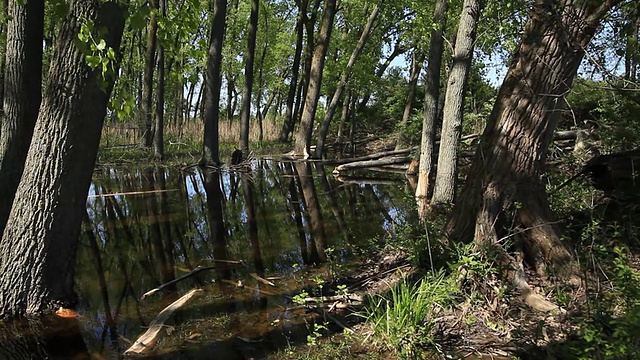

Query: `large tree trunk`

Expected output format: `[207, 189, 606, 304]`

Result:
[447, 0, 623, 279]
[0, 0, 125, 317]
[431, 0, 482, 204]
[0, 0, 44, 236]
[238, 0, 258, 154]
[0, 0, 7, 109]
[200, 0, 227, 166]
[279, 0, 308, 143]
[415, 0, 448, 210]
[293, 0, 336, 157]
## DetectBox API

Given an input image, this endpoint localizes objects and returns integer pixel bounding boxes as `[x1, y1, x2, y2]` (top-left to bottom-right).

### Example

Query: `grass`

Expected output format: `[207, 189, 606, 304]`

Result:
[362, 271, 458, 359]
[98, 117, 290, 165]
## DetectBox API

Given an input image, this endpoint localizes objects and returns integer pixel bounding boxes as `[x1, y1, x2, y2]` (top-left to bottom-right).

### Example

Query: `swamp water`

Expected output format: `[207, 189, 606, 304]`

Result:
[0, 160, 417, 359]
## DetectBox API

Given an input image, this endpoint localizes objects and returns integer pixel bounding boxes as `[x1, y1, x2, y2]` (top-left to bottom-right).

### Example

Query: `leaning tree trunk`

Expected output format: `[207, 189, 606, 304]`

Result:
[293, 0, 336, 157]
[0, 0, 125, 318]
[447, 0, 623, 279]
[314, 3, 380, 159]
[415, 0, 448, 210]
[0, 0, 44, 236]
[278, 0, 307, 143]
[200, 0, 227, 166]
[238, 0, 258, 154]
[431, 0, 482, 204]
[395, 50, 424, 150]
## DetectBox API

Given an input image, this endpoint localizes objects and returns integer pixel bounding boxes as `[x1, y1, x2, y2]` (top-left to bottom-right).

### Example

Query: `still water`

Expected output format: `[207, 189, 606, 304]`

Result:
[0, 160, 416, 359]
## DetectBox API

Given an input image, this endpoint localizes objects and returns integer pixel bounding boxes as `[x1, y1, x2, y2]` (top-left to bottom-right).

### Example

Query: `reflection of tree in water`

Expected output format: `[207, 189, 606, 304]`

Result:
[295, 162, 328, 263]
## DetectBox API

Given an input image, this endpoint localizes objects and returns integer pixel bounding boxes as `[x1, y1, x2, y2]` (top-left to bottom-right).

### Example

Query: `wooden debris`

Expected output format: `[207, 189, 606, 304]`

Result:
[333, 157, 412, 174]
[88, 189, 178, 198]
[141, 265, 236, 300]
[124, 288, 203, 355]
[249, 273, 276, 286]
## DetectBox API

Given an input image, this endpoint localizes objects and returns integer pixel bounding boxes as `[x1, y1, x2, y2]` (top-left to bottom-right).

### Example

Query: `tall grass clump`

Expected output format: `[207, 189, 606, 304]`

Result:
[363, 271, 458, 359]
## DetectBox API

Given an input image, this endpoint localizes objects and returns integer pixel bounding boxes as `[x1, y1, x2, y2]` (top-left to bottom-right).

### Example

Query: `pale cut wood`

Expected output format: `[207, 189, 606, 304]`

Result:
[88, 189, 178, 198]
[124, 288, 203, 355]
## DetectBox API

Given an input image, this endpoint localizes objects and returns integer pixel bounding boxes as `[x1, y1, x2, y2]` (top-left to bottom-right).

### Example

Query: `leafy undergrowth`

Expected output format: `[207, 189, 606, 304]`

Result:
[270, 193, 640, 360]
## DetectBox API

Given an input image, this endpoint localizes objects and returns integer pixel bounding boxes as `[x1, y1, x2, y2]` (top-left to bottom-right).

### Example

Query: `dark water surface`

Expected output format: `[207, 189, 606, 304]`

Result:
[0, 160, 416, 359]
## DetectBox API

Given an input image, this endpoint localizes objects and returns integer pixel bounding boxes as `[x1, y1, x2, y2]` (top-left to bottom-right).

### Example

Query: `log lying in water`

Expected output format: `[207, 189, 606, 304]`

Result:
[332, 156, 412, 175]
[124, 288, 203, 355]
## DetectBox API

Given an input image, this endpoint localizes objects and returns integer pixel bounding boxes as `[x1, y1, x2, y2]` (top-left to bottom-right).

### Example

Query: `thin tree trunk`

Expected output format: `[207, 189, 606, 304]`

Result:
[141, 0, 159, 147]
[395, 49, 424, 150]
[0, 0, 125, 317]
[357, 39, 405, 113]
[153, 0, 166, 160]
[415, 0, 448, 209]
[314, 3, 380, 159]
[200, 0, 227, 166]
[279, 0, 308, 143]
[293, 0, 336, 157]
[447, 0, 623, 279]
[431, 0, 482, 204]
[239, 0, 259, 154]
[0, 0, 45, 236]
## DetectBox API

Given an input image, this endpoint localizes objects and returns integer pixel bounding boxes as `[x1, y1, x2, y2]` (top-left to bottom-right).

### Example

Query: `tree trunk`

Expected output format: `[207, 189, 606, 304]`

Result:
[200, 0, 227, 166]
[357, 39, 405, 113]
[0, 0, 125, 317]
[141, 0, 159, 147]
[153, 0, 166, 160]
[279, 0, 308, 143]
[431, 0, 482, 204]
[0, 0, 7, 109]
[447, 0, 623, 279]
[415, 0, 448, 208]
[314, 3, 380, 159]
[395, 49, 424, 150]
[293, 0, 336, 157]
[0, 0, 45, 236]
[239, 0, 258, 154]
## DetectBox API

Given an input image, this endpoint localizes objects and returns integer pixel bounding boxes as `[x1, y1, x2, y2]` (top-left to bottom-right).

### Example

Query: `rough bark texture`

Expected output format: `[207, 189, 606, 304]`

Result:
[0, 0, 125, 317]
[141, 0, 158, 147]
[447, 0, 623, 278]
[431, 0, 482, 204]
[314, 3, 379, 159]
[239, 0, 259, 154]
[0, 0, 44, 236]
[200, 0, 227, 166]
[415, 0, 448, 206]
[293, 0, 336, 157]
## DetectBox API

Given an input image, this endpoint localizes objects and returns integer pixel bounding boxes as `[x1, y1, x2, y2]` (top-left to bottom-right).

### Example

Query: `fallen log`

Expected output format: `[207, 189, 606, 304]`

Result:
[332, 157, 412, 174]
[324, 147, 418, 166]
[125, 288, 203, 355]
[140, 263, 239, 300]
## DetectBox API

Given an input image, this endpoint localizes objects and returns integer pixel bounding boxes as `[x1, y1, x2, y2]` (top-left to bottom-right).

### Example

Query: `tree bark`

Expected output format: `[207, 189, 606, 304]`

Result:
[447, 0, 624, 279]
[141, 0, 159, 147]
[0, 0, 45, 236]
[153, 0, 166, 160]
[0, 0, 125, 317]
[293, 0, 336, 157]
[415, 0, 448, 207]
[279, 0, 308, 143]
[200, 0, 227, 166]
[395, 50, 424, 150]
[431, 0, 482, 204]
[239, 0, 259, 154]
[314, 3, 380, 159]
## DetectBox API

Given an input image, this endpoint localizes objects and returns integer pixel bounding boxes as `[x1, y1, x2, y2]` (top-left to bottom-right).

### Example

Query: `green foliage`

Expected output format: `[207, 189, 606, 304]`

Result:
[77, 18, 118, 81]
[363, 272, 458, 359]
[572, 247, 640, 360]
[565, 79, 640, 152]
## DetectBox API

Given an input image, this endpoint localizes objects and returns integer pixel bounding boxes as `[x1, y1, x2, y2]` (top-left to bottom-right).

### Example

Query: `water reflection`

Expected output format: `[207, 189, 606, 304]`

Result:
[1, 160, 415, 358]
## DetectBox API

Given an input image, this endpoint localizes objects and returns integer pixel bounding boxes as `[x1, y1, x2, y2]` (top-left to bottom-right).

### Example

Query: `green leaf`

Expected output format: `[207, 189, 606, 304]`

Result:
[96, 39, 107, 51]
